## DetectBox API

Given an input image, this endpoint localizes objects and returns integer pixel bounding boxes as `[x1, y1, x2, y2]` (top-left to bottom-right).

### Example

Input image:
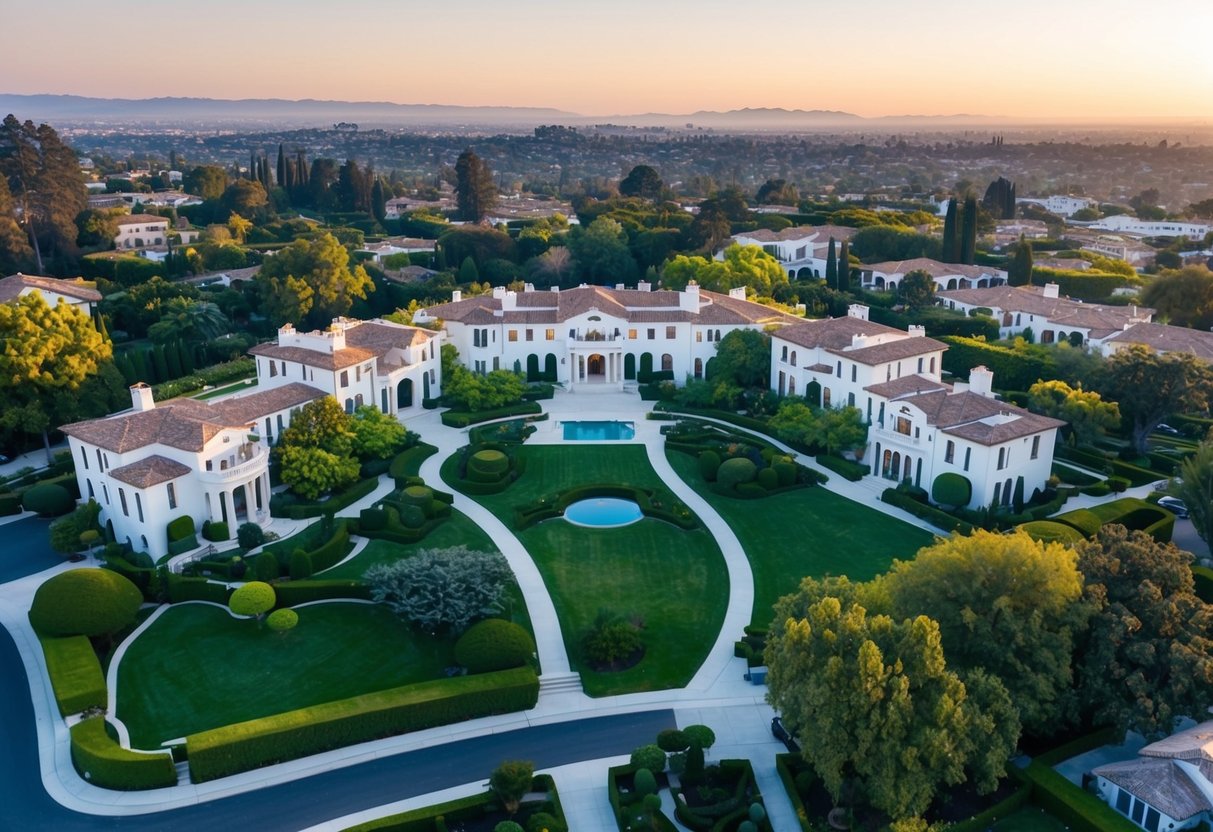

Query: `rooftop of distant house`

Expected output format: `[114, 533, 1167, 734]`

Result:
[0, 273, 102, 304]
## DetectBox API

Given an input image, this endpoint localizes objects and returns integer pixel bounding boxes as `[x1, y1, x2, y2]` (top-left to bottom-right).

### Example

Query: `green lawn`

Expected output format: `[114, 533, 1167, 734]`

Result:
[666, 450, 935, 627]
[115, 602, 454, 749]
[992, 806, 1069, 832]
[446, 444, 729, 696]
[194, 378, 258, 400]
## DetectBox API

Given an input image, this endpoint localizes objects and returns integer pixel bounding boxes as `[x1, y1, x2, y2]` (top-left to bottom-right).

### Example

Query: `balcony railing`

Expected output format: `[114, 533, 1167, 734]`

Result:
[872, 426, 920, 446]
[572, 332, 620, 342]
[199, 443, 267, 483]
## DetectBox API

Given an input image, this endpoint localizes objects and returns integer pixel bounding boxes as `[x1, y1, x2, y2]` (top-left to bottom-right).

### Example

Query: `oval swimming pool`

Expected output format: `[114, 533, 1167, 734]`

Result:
[563, 497, 644, 528]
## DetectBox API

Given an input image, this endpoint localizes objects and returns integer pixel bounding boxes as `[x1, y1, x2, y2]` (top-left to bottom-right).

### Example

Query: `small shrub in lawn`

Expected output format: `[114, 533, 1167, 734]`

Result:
[267, 608, 298, 633]
[633, 767, 657, 796]
[253, 554, 279, 581]
[683, 724, 716, 751]
[236, 522, 265, 549]
[229, 581, 276, 619]
[698, 450, 721, 481]
[22, 483, 74, 517]
[581, 610, 643, 666]
[289, 549, 313, 580]
[490, 760, 534, 814]
[657, 728, 690, 752]
[29, 569, 143, 638]
[630, 744, 667, 774]
[717, 457, 758, 489]
[454, 619, 535, 673]
[756, 467, 779, 490]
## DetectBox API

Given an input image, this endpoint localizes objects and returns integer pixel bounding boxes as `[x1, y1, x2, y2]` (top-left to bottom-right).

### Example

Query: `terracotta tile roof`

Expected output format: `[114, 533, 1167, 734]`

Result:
[1139, 720, 1213, 762]
[732, 225, 858, 244]
[862, 258, 1006, 280]
[62, 399, 246, 454]
[901, 388, 1064, 445]
[0, 273, 102, 303]
[115, 213, 170, 226]
[249, 342, 377, 371]
[1093, 757, 1211, 822]
[864, 374, 950, 398]
[774, 316, 907, 351]
[1105, 322, 1213, 361]
[828, 335, 948, 366]
[806, 362, 833, 373]
[937, 285, 1152, 338]
[213, 383, 326, 423]
[108, 455, 192, 488]
[344, 320, 435, 352]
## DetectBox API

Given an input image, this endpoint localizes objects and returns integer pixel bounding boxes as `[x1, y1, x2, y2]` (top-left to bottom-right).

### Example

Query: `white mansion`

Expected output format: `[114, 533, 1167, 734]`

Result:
[62, 318, 442, 559]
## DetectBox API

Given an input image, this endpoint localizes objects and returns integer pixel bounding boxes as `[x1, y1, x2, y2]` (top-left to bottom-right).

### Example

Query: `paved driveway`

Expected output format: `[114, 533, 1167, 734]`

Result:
[0, 516, 63, 584]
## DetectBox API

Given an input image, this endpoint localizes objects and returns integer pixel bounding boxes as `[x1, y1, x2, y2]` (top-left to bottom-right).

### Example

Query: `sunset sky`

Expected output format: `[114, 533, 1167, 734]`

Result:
[6, 0, 1211, 119]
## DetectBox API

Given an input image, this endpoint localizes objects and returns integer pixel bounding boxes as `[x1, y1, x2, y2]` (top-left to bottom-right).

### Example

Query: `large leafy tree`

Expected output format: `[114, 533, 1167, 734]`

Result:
[765, 592, 1016, 823]
[619, 165, 663, 200]
[0, 293, 110, 461]
[454, 149, 497, 222]
[568, 216, 637, 283]
[709, 329, 770, 389]
[350, 404, 409, 460]
[879, 529, 1090, 736]
[147, 299, 230, 344]
[1174, 438, 1213, 548]
[1027, 379, 1120, 446]
[278, 445, 359, 500]
[219, 178, 269, 220]
[366, 547, 515, 634]
[1140, 265, 1213, 331]
[182, 165, 229, 201]
[898, 269, 936, 309]
[274, 395, 362, 499]
[1098, 344, 1211, 454]
[661, 245, 787, 297]
[255, 232, 374, 329]
[1075, 525, 1213, 739]
[0, 115, 86, 272]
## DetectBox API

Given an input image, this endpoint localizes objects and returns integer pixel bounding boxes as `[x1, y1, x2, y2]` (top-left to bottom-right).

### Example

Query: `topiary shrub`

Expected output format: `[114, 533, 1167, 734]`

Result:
[359, 507, 387, 531]
[527, 812, 565, 832]
[630, 744, 666, 774]
[468, 449, 510, 483]
[633, 767, 657, 796]
[657, 728, 690, 752]
[401, 485, 434, 508]
[29, 569, 143, 638]
[166, 515, 196, 543]
[490, 760, 534, 815]
[22, 483, 74, 517]
[1019, 521, 1085, 546]
[267, 608, 298, 633]
[749, 802, 766, 824]
[236, 522, 265, 549]
[229, 581, 276, 619]
[773, 460, 796, 487]
[289, 549, 313, 580]
[399, 504, 426, 529]
[254, 553, 279, 581]
[683, 724, 716, 751]
[717, 457, 758, 490]
[454, 619, 536, 673]
[201, 520, 230, 542]
[931, 472, 972, 508]
[494, 823, 525, 832]
[698, 450, 721, 482]
[756, 467, 779, 491]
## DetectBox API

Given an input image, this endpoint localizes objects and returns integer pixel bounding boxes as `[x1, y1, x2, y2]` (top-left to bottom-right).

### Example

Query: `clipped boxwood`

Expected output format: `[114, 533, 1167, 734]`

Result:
[389, 444, 438, 487]
[166, 515, 196, 542]
[70, 717, 176, 790]
[307, 524, 352, 573]
[1053, 508, 1103, 537]
[29, 569, 143, 637]
[166, 573, 233, 604]
[717, 457, 758, 490]
[40, 635, 106, 716]
[440, 401, 542, 428]
[186, 667, 540, 782]
[455, 619, 536, 673]
[22, 483, 75, 517]
[881, 488, 974, 535]
[468, 449, 509, 482]
[931, 472, 972, 508]
[698, 450, 721, 482]
[1019, 520, 1086, 546]
[1192, 565, 1213, 603]
[400, 485, 434, 508]
[816, 454, 869, 482]
[359, 507, 387, 531]
[755, 468, 779, 491]
[1015, 761, 1140, 832]
[201, 520, 230, 542]
[273, 580, 371, 605]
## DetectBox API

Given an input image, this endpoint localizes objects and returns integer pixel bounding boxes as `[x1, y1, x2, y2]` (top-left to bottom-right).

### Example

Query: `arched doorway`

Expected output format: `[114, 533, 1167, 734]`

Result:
[805, 380, 821, 408]
[397, 378, 413, 409]
[526, 354, 540, 382]
[624, 354, 636, 380]
[544, 354, 558, 381]
[639, 353, 654, 380]
[694, 358, 703, 379]
[587, 354, 605, 380]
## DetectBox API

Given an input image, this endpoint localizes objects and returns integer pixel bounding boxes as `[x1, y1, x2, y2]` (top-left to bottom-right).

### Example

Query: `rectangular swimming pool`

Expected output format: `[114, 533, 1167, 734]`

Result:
[562, 420, 636, 441]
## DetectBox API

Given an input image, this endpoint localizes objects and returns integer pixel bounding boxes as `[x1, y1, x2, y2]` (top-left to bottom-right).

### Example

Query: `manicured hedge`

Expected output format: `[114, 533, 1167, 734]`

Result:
[1035, 725, 1122, 766]
[273, 580, 371, 605]
[70, 717, 177, 791]
[673, 759, 768, 831]
[272, 476, 380, 520]
[21, 483, 75, 517]
[167, 534, 200, 556]
[657, 405, 773, 436]
[1031, 267, 1135, 302]
[440, 401, 542, 428]
[186, 667, 540, 782]
[1019, 521, 1086, 546]
[307, 524, 352, 574]
[881, 488, 973, 534]
[1015, 761, 1139, 832]
[1053, 508, 1103, 537]
[344, 775, 566, 832]
[939, 336, 1053, 391]
[1193, 565, 1213, 604]
[945, 786, 1031, 832]
[454, 619, 535, 673]
[774, 754, 813, 832]
[608, 764, 679, 832]
[166, 515, 196, 542]
[515, 484, 698, 531]
[166, 573, 233, 604]
[0, 492, 21, 516]
[201, 520, 230, 542]
[816, 454, 868, 482]
[1051, 463, 1101, 486]
[40, 635, 106, 716]
[389, 443, 438, 487]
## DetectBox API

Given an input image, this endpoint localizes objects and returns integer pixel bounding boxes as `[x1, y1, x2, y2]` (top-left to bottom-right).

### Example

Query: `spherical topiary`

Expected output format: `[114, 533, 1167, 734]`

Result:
[683, 724, 716, 750]
[931, 472, 972, 508]
[22, 483, 75, 517]
[526, 812, 566, 832]
[401, 485, 433, 507]
[749, 802, 767, 823]
[267, 608, 299, 632]
[29, 568, 143, 637]
[454, 618, 536, 673]
[237, 522, 265, 549]
[633, 767, 657, 796]
[656, 728, 690, 752]
[737, 822, 757, 832]
[773, 459, 797, 487]
[399, 504, 426, 529]
[630, 744, 666, 773]
[229, 581, 276, 618]
[756, 467, 779, 491]
[716, 457, 758, 490]
[698, 450, 721, 482]
[254, 553, 280, 581]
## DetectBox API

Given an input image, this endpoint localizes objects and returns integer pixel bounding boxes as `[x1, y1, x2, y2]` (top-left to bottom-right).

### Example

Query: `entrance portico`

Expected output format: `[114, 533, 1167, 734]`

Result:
[569, 345, 625, 390]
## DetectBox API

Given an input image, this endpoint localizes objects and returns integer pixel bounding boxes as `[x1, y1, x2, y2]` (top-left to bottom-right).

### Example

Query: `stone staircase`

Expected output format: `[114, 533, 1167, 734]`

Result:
[174, 760, 191, 785]
[538, 672, 583, 695]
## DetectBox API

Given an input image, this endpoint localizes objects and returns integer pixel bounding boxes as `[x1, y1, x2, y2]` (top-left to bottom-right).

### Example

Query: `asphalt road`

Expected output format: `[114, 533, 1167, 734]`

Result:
[0, 624, 674, 832]
[0, 516, 62, 583]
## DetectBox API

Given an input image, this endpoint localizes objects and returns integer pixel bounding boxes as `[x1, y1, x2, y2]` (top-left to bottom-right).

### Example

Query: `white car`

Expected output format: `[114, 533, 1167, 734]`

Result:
[1157, 496, 1189, 519]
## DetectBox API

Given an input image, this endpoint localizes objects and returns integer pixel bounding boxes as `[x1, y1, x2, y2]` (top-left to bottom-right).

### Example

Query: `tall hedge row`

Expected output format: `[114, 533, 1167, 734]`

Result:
[939, 336, 1053, 391]
[186, 667, 539, 782]
[40, 635, 106, 716]
[70, 717, 177, 791]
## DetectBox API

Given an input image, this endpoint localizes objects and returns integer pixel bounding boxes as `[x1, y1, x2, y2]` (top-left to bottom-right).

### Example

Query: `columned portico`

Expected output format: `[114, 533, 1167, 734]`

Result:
[568, 344, 625, 391]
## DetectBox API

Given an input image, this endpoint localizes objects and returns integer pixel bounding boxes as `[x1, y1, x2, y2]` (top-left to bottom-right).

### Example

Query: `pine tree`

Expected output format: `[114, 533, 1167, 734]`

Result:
[455, 149, 497, 222]
[838, 240, 851, 292]
[960, 195, 978, 265]
[941, 199, 959, 263]
[1008, 235, 1034, 286]
[824, 238, 838, 289]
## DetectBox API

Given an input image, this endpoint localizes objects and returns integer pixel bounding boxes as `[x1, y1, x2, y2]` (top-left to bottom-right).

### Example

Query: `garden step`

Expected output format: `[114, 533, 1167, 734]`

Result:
[538, 672, 583, 694]
[174, 760, 191, 785]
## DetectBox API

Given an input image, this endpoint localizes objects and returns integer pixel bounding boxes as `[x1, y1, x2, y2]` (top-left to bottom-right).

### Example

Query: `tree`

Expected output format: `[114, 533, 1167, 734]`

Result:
[182, 165, 228, 201]
[458, 255, 480, 284]
[29, 568, 142, 639]
[146, 298, 230, 344]
[898, 269, 936, 309]
[226, 212, 252, 244]
[350, 404, 409, 460]
[880, 529, 1090, 736]
[0, 292, 110, 462]
[366, 547, 515, 634]
[219, 178, 268, 219]
[1076, 525, 1213, 739]
[941, 198, 959, 263]
[455, 149, 497, 222]
[278, 396, 355, 458]
[1027, 379, 1120, 446]
[1174, 438, 1213, 548]
[267, 608, 299, 634]
[755, 178, 798, 206]
[0, 115, 85, 272]
[279, 445, 360, 500]
[370, 177, 387, 223]
[1140, 265, 1213, 331]
[959, 195, 978, 265]
[74, 208, 122, 249]
[768, 400, 818, 448]
[981, 177, 1016, 220]
[824, 238, 838, 288]
[619, 164, 663, 200]
[815, 406, 868, 456]
[661, 245, 785, 297]
[490, 760, 534, 815]
[837, 239, 851, 292]
[255, 232, 374, 329]
[229, 581, 276, 622]
[49, 500, 101, 554]
[1098, 345, 1211, 454]
[765, 595, 1014, 822]
[1007, 235, 1033, 286]
[568, 216, 637, 283]
[710, 329, 770, 388]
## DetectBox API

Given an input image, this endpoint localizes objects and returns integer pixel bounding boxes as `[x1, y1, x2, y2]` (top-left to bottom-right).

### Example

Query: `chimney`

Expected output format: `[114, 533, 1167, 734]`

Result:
[1042, 283, 1060, 299]
[968, 366, 995, 398]
[680, 281, 700, 312]
[729, 286, 747, 300]
[492, 286, 507, 300]
[636, 280, 652, 292]
[130, 382, 155, 412]
[523, 283, 535, 293]
[615, 283, 625, 291]
[908, 325, 926, 338]
[847, 304, 869, 321]
[851, 334, 870, 349]
[501, 290, 517, 311]
[451, 289, 462, 303]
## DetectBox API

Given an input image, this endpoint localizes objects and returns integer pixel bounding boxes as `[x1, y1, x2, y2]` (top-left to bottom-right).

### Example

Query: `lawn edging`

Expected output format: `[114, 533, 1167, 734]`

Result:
[514, 483, 698, 531]
[342, 773, 566, 831]
[186, 667, 539, 782]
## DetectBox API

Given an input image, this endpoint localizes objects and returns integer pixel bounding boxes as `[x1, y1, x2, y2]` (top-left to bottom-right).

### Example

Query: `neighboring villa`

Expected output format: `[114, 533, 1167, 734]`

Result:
[1102, 321, 1213, 365]
[1016, 195, 1097, 218]
[113, 214, 170, 251]
[936, 283, 1153, 348]
[0, 273, 102, 316]
[1084, 215, 1213, 239]
[60, 317, 442, 558]
[415, 282, 800, 390]
[727, 226, 858, 280]
[354, 238, 437, 264]
[771, 305, 1063, 509]
[857, 258, 1008, 292]
[1092, 720, 1213, 832]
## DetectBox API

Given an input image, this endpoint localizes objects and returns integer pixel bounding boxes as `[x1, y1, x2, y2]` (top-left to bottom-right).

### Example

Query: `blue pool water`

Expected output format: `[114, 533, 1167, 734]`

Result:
[563, 498, 644, 528]
[562, 420, 635, 441]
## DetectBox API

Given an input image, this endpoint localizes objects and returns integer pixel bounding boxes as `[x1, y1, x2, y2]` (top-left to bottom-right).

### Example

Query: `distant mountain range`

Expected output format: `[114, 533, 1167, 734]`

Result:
[0, 93, 1008, 131]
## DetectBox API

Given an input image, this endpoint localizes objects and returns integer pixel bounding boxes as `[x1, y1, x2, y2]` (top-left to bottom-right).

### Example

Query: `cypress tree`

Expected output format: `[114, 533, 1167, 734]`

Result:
[179, 339, 196, 375]
[165, 340, 183, 379]
[116, 351, 138, 385]
[276, 144, 286, 188]
[941, 199, 958, 263]
[371, 178, 387, 224]
[1008, 235, 1034, 286]
[296, 150, 309, 185]
[838, 239, 851, 292]
[249, 152, 257, 181]
[150, 345, 169, 383]
[824, 237, 838, 288]
[960, 195, 978, 265]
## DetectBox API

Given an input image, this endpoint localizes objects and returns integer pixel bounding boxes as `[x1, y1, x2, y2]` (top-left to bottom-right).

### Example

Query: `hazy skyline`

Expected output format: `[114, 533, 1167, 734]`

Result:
[6, 0, 1211, 119]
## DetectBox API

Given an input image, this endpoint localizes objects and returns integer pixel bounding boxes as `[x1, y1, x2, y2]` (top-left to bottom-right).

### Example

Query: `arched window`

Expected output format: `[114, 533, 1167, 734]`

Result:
[694, 358, 703, 378]
[791, 351, 797, 367]
[945, 440, 955, 464]
[823, 388, 832, 407]
[345, 398, 355, 414]
[930, 357, 936, 374]
[781, 345, 788, 361]
[661, 354, 673, 372]
[788, 376, 796, 395]
[354, 394, 364, 408]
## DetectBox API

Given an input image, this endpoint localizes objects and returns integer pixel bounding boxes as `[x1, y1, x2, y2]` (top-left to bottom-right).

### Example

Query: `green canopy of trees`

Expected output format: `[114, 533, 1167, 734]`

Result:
[255, 232, 374, 329]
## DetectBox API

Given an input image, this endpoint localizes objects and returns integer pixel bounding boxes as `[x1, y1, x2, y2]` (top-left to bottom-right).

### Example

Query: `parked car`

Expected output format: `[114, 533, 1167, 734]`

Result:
[1157, 496, 1189, 518]
[771, 716, 800, 752]
[1155, 423, 1181, 436]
